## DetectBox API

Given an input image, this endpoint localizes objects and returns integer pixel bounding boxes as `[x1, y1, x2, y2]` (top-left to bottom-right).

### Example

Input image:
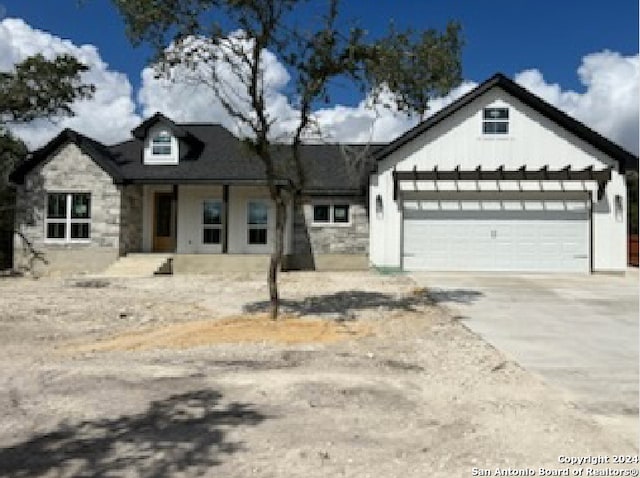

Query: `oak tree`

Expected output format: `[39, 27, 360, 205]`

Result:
[0, 53, 94, 268]
[112, 0, 462, 319]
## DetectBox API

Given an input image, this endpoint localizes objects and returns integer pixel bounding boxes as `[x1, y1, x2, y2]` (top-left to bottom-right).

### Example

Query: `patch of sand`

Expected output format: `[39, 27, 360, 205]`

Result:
[64, 314, 373, 352]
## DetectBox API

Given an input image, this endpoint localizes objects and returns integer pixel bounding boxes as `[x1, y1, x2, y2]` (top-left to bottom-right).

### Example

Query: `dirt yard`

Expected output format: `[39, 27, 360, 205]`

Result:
[0, 271, 635, 477]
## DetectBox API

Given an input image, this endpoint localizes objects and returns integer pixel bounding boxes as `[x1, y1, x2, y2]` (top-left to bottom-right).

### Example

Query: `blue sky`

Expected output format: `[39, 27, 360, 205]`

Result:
[2, 0, 637, 100]
[0, 0, 638, 153]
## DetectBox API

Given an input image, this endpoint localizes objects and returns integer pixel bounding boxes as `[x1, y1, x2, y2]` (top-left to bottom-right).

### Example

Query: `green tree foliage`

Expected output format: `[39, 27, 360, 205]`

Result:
[0, 130, 28, 268]
[0, 53, 94, 269]
[0, 54, 95, 122]
[0, 52, 93, 190]
[366, 22, 463, 119]
[112, 0, 462, 318]
[0, 129, 27, 187]
[0, 130, 27, 227]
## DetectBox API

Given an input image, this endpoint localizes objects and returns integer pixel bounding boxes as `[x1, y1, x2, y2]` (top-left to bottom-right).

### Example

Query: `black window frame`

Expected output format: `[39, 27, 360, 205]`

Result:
[313, 204, 330, 223]
[247, 201, 268, 245]
[482, 107, 509, 135]
[45, 192, 91, 242]
[312, 203, 351, 225]
[202, 199, 223, 245]
[333, 204, 350, 223]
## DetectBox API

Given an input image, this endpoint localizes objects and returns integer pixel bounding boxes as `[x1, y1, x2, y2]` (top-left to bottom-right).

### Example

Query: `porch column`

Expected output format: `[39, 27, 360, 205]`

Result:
[172, 184, 178, 253]
[222, 184, 229, 253]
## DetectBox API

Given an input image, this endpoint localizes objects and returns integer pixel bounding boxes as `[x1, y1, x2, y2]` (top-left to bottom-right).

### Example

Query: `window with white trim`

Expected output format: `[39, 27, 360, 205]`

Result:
[247, 201, 268, 245]
[45, 193, 91, 241]
[312, 204, 350, 225]
[482, 107, 509, 134]
[144, 129, 178, 165]
[202, 200, 222, 245]
[151, 131, 172, 156]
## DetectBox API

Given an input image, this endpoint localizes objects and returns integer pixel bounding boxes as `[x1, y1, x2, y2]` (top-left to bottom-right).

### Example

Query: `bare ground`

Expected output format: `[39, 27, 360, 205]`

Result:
[0, 271, 635, 478]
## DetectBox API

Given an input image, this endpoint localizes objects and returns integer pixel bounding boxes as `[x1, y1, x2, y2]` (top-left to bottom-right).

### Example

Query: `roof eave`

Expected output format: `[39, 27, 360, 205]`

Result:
[131, 112, 189, 140]
[301, 188, 363, 196]
[373, 73, 638, 171]
[123, 178, 291, 186]
[8, 129, 124, 185]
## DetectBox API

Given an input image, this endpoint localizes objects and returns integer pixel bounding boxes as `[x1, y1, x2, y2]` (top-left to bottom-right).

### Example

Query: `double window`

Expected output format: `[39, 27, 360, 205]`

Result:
[482, 107, 509, 134]
[151, 131, 172, 156]
[313, 204, 350, 225]
[45, 193, 91, 241]
[202, 200, 222, 244]
[247, 201, 268, 245]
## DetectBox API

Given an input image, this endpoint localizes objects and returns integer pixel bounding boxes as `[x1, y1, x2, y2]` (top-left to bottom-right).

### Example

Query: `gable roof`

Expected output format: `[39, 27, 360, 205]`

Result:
[9, 128, 124, 184]
[9, 122, 370, 193]
[372, 73, 638, 172]
[110, 123, 273, 183]
[110, 124, 371, 193]
[12, 73, 635, 190]
[132, 112, 188, 140]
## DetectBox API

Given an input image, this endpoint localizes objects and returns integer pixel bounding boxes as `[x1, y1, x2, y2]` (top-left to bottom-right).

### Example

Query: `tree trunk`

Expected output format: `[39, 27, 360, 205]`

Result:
[269, 190, 287, 320]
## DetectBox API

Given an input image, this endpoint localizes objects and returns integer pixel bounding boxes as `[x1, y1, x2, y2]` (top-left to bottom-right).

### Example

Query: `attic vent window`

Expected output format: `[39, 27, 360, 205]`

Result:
[152, 131, 172, 155]
[482, 107, 509, 134]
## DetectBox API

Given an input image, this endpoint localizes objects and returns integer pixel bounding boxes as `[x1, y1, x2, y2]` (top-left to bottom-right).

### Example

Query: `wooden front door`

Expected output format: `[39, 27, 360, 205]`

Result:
[153, 192, 176, 252]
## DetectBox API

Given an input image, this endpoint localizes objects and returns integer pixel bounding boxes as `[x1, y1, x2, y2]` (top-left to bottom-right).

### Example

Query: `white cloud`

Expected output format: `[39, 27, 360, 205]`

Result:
[137, 33, 477, 144]
[515, 51, 639, 154]
[139, 39, 638, 153]
[0, 18, 140, 149]
[139, 32, 297, 139]
[307, 81, 477, 144]
[1, 17, 637, 158]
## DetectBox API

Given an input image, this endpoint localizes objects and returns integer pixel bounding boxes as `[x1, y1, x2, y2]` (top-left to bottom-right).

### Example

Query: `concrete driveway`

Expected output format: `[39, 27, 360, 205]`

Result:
[410, 271, 638, 437]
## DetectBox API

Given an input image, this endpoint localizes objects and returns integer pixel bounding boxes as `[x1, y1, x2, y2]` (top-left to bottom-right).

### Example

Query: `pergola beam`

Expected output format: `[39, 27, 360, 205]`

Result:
[392, 166, 612, 201]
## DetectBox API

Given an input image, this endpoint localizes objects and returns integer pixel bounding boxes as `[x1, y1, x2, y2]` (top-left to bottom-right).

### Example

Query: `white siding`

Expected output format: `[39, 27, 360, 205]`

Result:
[177, 185, 223, 253]
[370, 86, 627, 272]
[228, 186, 272, 254]
[154, 185, 294, 255]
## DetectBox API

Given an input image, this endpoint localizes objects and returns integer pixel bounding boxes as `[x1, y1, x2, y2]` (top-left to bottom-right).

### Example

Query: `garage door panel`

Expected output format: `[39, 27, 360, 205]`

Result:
[402, 199, 589, 272]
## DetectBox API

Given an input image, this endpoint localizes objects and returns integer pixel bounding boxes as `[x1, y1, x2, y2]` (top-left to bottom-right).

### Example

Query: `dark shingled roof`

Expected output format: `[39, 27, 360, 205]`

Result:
[10, 118, 374, 194]
[10, 128, 124, 184]
[109, 123, 373, 193]
[287, 143, 375, 194]
[12, 73, 636, 188]
[109, 124, 272, 183]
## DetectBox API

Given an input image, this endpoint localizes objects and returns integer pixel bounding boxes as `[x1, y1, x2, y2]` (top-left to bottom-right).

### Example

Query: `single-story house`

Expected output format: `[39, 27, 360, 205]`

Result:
[9, 73, 638, 274]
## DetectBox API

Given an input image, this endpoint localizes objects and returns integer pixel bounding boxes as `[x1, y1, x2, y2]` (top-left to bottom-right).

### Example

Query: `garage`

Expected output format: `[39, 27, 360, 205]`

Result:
[369, 74, 635, 274]
[402, 197, 590, 272]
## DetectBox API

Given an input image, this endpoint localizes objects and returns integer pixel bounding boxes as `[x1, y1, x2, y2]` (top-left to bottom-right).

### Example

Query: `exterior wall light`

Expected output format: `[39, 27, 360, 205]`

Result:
[375, 194, 383, 217]
[615, 194, 623, 221]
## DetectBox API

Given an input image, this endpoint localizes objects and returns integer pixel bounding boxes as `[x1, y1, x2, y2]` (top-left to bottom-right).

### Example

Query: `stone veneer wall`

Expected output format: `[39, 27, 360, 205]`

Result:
[289, 196, 369, 270]
[14, 143, 122, 274]
[119, 185, 143, 254]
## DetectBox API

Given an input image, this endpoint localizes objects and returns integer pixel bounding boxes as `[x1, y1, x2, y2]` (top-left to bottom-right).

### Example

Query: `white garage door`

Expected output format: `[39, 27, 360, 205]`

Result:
[402, 198, 589, 272]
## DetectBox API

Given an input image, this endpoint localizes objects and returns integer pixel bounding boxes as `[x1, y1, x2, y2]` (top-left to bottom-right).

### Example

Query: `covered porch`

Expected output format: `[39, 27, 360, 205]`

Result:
[134, 183, 294, 256]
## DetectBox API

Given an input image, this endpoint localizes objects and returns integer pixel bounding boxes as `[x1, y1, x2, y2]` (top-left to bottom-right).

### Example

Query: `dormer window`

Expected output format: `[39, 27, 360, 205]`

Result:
[152, 131, 172, 156]
[483, 107, 509, 134]
[144, 128, 179, 164]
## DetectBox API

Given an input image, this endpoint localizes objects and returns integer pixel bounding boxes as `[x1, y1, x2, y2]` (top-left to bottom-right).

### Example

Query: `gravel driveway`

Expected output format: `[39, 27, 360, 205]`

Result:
[0, 271, 636, 477]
